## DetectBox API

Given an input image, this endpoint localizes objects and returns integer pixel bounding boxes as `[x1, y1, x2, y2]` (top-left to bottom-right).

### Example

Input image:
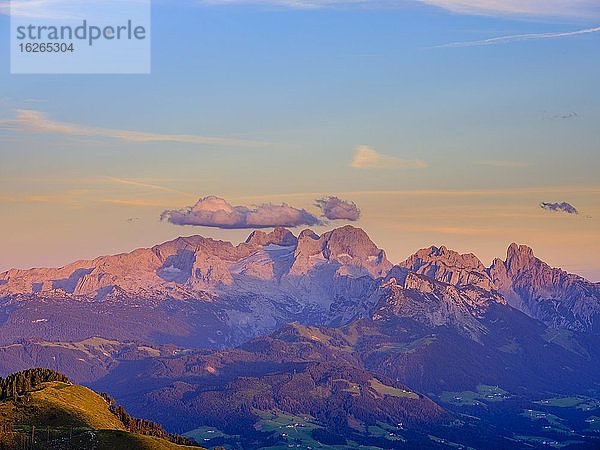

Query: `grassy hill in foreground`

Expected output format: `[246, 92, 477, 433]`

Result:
[0, 369, 201, 450]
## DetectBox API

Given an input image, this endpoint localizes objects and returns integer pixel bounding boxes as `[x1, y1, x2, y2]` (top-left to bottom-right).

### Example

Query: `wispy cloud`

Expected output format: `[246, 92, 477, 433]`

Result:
[0, 194, 52, 204]
[106, 177, 195, 198]
[431, 26, 600, 49]
[0, 176, 197, 207]
[350, 145, 427, 170]
[422, 225, 494, 236]
[103, 198, 169, 207]
[0, 0, 378, 16]
[478, 160, 528, 168]
[0, 0, 141, 19]
[417, 0, 599, 18]
[4, 0, 597, 18]
[204, 0, 365, 8]
[0, 190, 96, 206]
[0, 109, 266, 147]
[174, 0, 600, 18]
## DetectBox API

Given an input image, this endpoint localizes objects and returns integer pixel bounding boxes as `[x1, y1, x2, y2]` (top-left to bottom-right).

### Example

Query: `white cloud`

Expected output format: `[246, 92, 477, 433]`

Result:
[350, 145, 427, 170]
[194, 0, 598, 17]
[0, 109, 264, 147]
[416, 0, 599, 18]
[196, 0, 367, 9]
[3, 0, 598, 17]
[2, 0, 76, 19]
[315, 196, 361, 220]
[161, 196, 322, 228]
[431, 26, 600, 48]
[1, 0, 147, 19]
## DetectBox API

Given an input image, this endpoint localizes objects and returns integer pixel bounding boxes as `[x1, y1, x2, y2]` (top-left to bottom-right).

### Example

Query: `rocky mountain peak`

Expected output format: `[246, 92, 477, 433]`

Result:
[297, 229, 319, 240]
[323, 225, 382, 258]
[403, 245, 486, 272]
[245, 227, 298, 247]
[399, 245, 492, 290]
[374, 271, 494, 340]
[290, 225, 391, 277]
[505, 243, 536, 272]
[488, 243, 600, 333]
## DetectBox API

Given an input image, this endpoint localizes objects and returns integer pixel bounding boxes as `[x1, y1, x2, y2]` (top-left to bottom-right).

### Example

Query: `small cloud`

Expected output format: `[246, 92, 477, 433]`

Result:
[544, 111, 580, 120]
[556, 112, 579, 120]
[479, 160, 528, 168]
[315, 196, 360, 221]
[540, 202, 578, 214]
[161, 196, 322, 229]
[350, 145, 427, 170]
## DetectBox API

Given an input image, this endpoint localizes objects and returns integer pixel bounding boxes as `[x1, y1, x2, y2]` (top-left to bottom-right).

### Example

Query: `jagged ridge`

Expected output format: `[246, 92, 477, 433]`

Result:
[1, 226, 599, 339]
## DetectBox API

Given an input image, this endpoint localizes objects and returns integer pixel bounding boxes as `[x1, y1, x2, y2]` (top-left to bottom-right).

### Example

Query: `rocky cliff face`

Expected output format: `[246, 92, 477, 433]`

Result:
[288, 226, 391, 277]
[399, 243, 600, 333]
[399, 245, 494, 290]
[372, 271, 505, 340]
[489, 244, 600, 333]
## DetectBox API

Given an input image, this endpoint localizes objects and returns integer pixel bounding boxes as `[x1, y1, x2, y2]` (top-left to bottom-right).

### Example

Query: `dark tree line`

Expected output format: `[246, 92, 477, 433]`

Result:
[0, 369, 199, 447]
[100, 393, 200, 446]
[0, 368, 70, 400]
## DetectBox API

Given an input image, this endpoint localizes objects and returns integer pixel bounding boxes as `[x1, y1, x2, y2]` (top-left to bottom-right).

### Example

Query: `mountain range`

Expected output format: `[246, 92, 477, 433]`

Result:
[1, 226, 600, 448]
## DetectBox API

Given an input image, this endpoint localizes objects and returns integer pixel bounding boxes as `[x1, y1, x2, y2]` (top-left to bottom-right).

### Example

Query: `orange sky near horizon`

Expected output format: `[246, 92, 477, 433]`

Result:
[1, 181, 598, 282]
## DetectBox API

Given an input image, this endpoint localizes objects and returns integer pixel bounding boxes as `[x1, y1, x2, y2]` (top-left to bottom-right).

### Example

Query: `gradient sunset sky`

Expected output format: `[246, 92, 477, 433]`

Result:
[1, 0, 599, 280]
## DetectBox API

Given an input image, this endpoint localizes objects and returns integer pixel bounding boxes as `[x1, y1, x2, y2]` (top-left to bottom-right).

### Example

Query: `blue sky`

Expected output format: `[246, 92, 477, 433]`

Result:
[0, 1, 599, 279]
